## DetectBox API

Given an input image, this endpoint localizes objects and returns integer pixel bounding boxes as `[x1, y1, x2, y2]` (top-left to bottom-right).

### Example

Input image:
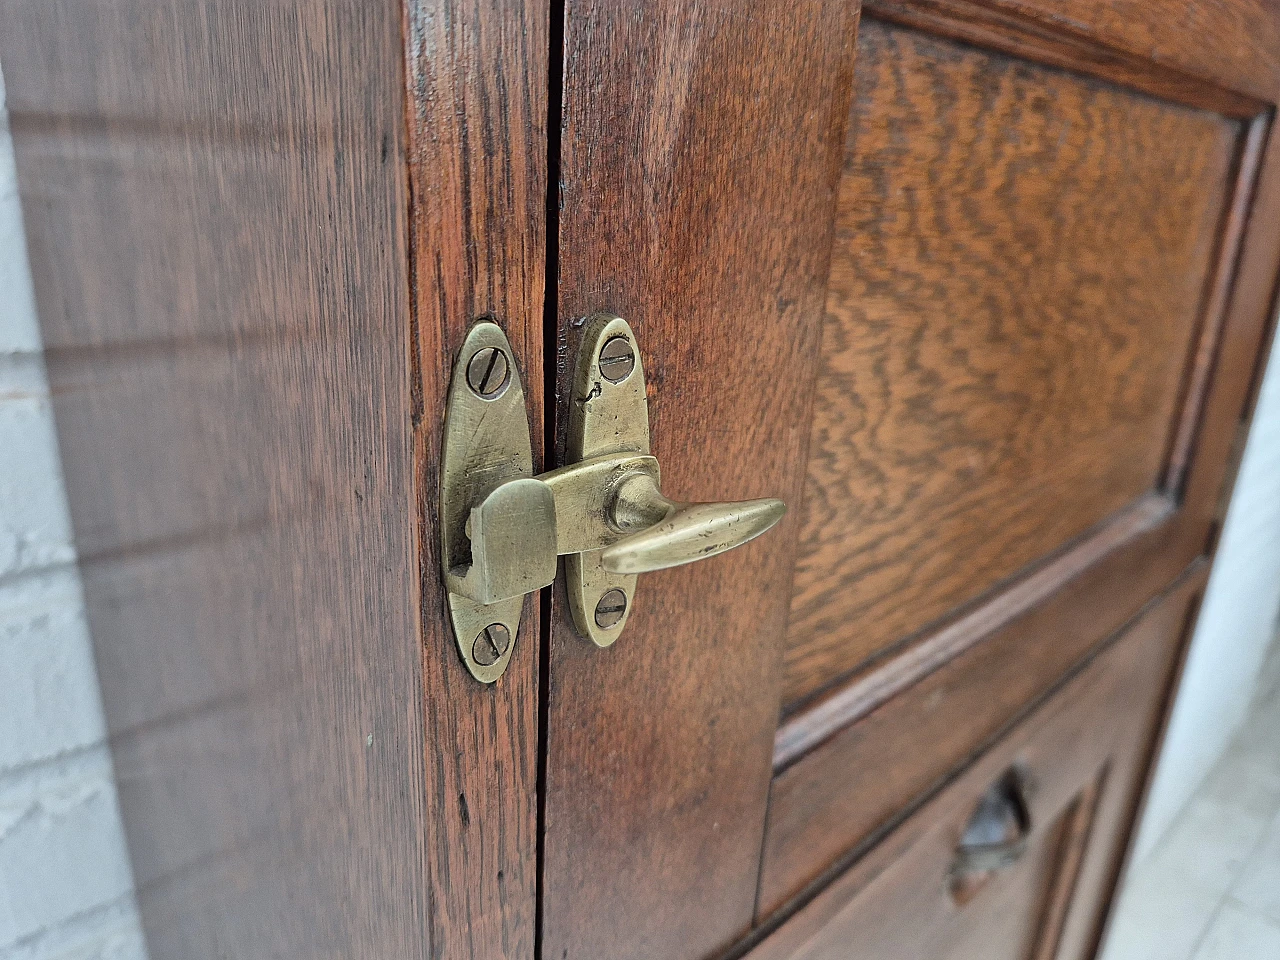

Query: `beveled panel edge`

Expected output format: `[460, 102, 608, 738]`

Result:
[776, 34, 1270, 766]
[740, 565, 1208, 960]
[774, 492, 1173, 769]
[863, 0, 1271, 118]
[1164, 112, 1273, 495]
[1070, 591, 1208, 957]
[1027, 773, 1107, 960]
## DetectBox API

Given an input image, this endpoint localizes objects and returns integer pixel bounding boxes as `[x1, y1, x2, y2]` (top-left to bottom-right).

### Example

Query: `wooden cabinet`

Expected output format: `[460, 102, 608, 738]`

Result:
[543, 3, 1279, 959]
[4, 1, 1279, 959]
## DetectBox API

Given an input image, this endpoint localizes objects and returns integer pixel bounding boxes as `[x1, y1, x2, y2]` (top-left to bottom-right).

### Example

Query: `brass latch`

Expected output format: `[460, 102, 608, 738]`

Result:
[441, 314, 785, 682]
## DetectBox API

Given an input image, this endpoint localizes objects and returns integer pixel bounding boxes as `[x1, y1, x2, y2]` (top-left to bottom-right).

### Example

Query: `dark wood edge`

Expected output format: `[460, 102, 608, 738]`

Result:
[1031, 771, 1108, 960]
[1078, 585, 1208, 959]
[1182, 127, 1280, 560]
[1080, 135, 1280, 960]
[741, 564, 1208, 960]
[863, 0, 1270, 117]
[1082, 141, 1280, 948]
[401, 1, 548, 956]
[1165, 113, 1274, 494]
[774, 493, 1174, 768]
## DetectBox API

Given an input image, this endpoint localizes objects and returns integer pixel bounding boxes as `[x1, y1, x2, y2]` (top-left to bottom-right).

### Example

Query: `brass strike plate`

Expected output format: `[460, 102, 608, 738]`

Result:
[565, 314, 650, 647]
[440, 321, 537, 683]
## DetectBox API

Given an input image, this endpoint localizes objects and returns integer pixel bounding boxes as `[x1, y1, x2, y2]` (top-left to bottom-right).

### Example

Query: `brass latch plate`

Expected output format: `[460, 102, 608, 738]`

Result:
[440, 315, 785, 682]
[440, 321, 544, 683]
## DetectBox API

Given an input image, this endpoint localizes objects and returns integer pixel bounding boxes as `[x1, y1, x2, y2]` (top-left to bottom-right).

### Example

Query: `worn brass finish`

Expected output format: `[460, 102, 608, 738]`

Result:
[597, 335, 636, 383]
[441, 315, 788, 676]
[563, 314, 787, 645]
[564, 315, 652, 646]
[594, 589, 629, 628]
[601, 479, 787, 575]
[441, 321, 535, 683]
[446, 477, 556, 604]
[466, 345, 511, 399]
[472, 624, 512, 667]
[539, 453, 660, 555]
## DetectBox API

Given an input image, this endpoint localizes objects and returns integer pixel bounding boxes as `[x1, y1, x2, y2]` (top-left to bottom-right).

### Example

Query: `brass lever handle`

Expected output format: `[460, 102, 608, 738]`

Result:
[602, 472, 786, 574]
[441, 314, 787, 682]
[448, 449, 783, 610]
[461, 453, 783, 579]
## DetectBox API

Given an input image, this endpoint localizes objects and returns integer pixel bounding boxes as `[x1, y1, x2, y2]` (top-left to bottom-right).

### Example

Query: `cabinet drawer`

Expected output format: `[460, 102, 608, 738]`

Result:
[748, 573, 1200, 960]
[759, 559, 1200, 916]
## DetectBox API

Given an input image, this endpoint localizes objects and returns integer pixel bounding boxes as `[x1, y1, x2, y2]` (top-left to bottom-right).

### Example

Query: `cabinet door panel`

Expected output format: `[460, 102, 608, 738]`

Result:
[545, 2, 1280, 959]
[542, 4, 860, 960]
[1, 0, 549, 956]
[765, 0, 1280, 917]
[784, 17, 1240, 707]
[749, 572, 1201, 960]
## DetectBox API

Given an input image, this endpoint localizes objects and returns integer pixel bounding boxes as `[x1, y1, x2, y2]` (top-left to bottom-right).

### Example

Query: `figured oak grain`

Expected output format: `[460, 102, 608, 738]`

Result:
[783, 19, 1241, 709]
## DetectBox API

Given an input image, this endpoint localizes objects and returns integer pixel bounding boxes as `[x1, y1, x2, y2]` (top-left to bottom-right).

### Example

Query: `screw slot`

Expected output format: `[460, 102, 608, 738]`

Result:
[594, 589, 628, 629]
[598, 336, 635, 383]
[466, 346, 511, 399]
[472, 623, 511, 666]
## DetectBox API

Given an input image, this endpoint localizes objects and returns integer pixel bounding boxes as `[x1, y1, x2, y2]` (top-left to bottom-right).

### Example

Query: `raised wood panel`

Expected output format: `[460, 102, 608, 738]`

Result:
[863, 0, 1276, 117]
[789, 790, 1085, 960]
[750, 570, 1201, 957]
[895, 0, 1280, 108]
[783, 19, 1242, 709]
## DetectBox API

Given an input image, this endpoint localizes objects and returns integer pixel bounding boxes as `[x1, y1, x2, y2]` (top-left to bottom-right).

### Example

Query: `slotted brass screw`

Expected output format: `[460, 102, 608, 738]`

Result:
[466, 346, 510, 399]
[594, 589, 628, 628]
[472, 623, 511, 666]
[598, 336, 635, 383]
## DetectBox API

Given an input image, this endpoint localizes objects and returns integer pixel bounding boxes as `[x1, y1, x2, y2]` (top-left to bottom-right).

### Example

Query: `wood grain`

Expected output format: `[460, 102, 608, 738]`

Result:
[536, 2, 1280, 956]
[863, 0, 1268, 118]
[749, 571, 1200, 957]
[773, 494, 1172, 769]
[760, 546, 1206, 918]
[783, 18, 1240, 709]
[0, 1, 545, 957]
[923, 0, 1280, 108]
[541, 3, 861, 960]
[8, 2, 1280, 959]
[1049, 593, 1208, 960]
[404, 1, 548, 956]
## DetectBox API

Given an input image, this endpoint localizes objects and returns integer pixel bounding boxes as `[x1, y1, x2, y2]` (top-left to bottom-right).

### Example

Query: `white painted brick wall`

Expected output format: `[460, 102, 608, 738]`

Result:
[0, 67, 148, 960]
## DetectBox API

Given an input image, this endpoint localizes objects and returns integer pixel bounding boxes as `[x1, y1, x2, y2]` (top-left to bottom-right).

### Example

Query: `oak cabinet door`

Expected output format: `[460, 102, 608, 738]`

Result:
[742, 574, 1203, 960]
[543, 2, 1280, 960]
